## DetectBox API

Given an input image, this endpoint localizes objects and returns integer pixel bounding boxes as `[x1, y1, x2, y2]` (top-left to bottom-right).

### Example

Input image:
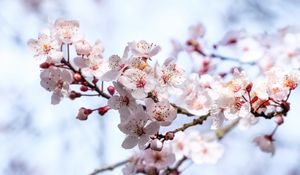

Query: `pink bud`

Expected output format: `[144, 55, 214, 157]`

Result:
[107, 86, 115, 96]
[80, 85, 89, 92]
[76, 107, 93, 120]
[275, 115, 284, 125]
[98, 106, 111, 116]
[73, 73, 82, 82]
[246, 82, 253, 92]
[40, 62, 51, 69]
[69, 91, 81, 100]
[165, 132, 175, 140]
[150, 139, 163, 151]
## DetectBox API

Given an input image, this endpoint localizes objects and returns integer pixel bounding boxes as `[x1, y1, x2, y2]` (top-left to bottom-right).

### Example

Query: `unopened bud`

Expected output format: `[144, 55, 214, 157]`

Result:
[275, 115, 284, 125]
[40, 62, 51, 69]
[165, 132, 175, 140]
[80, 85, 89, 92]
[246, 82, 253, 92]
[107, 86, 115, 96]
[92, 78, 98, 84]
[73, 73, 82, 82]
[98, 106, 111, 116]
[69, 91, 81, 100]
[150, 139, 163, 151]
[76, 107, 93, 120]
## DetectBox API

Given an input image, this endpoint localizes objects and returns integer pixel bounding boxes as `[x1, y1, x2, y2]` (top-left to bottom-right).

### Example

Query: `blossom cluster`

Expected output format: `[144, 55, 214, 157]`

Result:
[28, 19, 300, 175]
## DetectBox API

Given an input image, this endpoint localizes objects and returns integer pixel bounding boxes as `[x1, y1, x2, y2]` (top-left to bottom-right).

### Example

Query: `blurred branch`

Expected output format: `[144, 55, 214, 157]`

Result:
[89, 158, 130, 175]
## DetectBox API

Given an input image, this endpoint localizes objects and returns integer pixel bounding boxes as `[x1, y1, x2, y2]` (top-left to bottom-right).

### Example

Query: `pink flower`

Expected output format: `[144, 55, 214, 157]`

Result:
[27, 30, 63, 62]
[54, 19, 80, 44]
[40, 67, 73, 104]
[128, 40, 161, 58]
[145, 99, 177, 126]
[118, 108, 160, 149]
[253, 135, 275, 155]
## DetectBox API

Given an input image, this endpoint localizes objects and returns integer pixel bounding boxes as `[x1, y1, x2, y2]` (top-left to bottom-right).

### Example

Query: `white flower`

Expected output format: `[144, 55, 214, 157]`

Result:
[74, 41, 108, 78]
[143, 144, 175, 170]
[40, 67, 73, 104]
[171, 131, 190, 160]
[102, 55, 127, 81]
[253, 135, 275, 155]
[188, 22, 206, 39]
[54, 19, 80, 44]
[128, 40, 161, 58]
[118, 68, 155, 99]
[145, 99, 177, 126]
[188, 132, 224, 164]
[27, 30, 63, 62]
[75, 38, 92, 56]
[155, 59, 186, 88]
[118, 108, 160, 149]
[108, 82, 138, 119]
[218, 29, 247, 46]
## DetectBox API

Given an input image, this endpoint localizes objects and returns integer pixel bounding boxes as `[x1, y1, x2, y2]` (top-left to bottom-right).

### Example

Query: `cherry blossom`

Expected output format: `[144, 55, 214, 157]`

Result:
[253, 135, 275, 155]
[118, 108, 160, 149]
[40, 67, 72, 104]
[108, 82, 138, 118]
[27, 30, 63, 62]
[143, 144, 176, 170]
[128, 40, 161, 58]
[53, 19, 80, 44]
[145, 99, 177, 126]
[118, 68, 155, 99]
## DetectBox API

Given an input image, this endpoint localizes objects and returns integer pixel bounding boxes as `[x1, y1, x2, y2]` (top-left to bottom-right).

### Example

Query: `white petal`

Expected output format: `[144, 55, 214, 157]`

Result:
[122, 136, 138, 149]
[145, 122, 160, 135]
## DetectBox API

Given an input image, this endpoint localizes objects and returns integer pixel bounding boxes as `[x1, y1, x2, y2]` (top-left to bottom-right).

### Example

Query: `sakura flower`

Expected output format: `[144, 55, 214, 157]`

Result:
[145, 99, 177, 126]
[188, 132, 224, 164]
[27, 30, 63, 62]
[40, 67, 73, 104]
[128, 40, 161, 58]
[155, 59, 186, 89]
[171, 131, 190, 160]
[108, 82, 138, 118]
[218, 29, 247, 46]
[74, 41, 108, 78]
[143, 144, 175, 170]
[118, 68, 155, 99]
[118, 109, 160, 149]
[188, 22, 206, 39]
[53, 19, 80, 44]
[102, 55, 127, 81]
[253, 135, 275, 155]
[75, 38, 92, 56]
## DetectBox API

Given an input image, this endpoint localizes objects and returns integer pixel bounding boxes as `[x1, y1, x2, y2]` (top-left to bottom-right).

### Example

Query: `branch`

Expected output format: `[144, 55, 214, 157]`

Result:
[89, 158, 130, 175]
[170, 113, 210, 133]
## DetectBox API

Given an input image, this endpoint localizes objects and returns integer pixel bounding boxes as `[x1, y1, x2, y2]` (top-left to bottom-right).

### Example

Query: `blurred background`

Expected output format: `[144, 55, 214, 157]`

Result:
[1, 0, 300, 174]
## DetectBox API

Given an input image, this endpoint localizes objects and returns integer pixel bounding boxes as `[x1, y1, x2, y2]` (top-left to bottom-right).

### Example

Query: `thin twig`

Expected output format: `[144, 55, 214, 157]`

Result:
[89, 158, 130, 175]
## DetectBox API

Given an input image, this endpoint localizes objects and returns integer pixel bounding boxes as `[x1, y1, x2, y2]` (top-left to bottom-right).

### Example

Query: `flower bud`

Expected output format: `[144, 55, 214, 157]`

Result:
[150, 139, 163, 151]
[98, 106, 111, 116]
[73, 73, 82, 82]
[40, 62, 51, 69]
[275, 115, 284, 125]
[69, 91, 81, 100]
[107, 86, 115, 96]
[165, 132, 175, 140]
[80, 85, 89, 92]
[246, 82, 253, 92]
[76, 107, 93, 120]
